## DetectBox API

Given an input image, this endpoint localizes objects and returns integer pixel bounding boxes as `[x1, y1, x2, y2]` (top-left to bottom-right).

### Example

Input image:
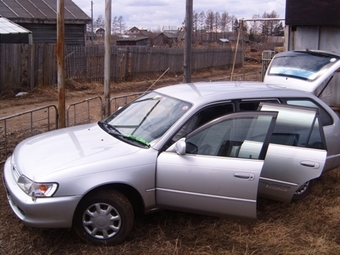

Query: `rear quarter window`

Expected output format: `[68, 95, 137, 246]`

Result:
[283, 99, 333, 126]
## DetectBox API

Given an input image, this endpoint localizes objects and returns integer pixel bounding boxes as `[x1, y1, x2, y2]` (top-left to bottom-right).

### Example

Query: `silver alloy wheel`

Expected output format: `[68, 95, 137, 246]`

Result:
[294, 181, 310, 195]
[82, 202, 121, 239]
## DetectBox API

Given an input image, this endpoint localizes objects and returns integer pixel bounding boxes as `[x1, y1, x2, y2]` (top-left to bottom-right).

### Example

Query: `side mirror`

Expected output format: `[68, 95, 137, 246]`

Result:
[175, 138, 186, 155]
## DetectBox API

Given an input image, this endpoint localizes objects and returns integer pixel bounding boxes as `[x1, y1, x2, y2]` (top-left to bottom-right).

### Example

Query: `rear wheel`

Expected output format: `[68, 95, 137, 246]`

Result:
[292, 180, 314, 201]
[74, 190, 134, 245]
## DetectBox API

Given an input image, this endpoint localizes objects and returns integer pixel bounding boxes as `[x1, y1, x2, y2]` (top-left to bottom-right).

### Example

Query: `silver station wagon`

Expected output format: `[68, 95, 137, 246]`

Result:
[3, 80, 340, 245]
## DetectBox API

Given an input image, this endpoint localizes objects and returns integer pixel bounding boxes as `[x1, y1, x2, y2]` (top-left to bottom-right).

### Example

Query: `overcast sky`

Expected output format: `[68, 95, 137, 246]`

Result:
[72, 0, 286, 31]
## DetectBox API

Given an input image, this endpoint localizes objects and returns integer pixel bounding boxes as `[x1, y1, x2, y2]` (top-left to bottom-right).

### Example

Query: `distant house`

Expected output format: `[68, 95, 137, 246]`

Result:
[86, 31, 97, 41]
[116, 37, 150, 46]
[162, 26, 178, 33]
[95, 28, 105, 39]
[127, 26, 148, 36]
[153, 32, 178, 47]
[0, 0, 91, 45]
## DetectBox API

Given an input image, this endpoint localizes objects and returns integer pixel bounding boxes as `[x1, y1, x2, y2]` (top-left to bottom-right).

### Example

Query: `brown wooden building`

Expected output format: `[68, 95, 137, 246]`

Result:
[285, 0, 340, 53]
[0, 0, 91, 45]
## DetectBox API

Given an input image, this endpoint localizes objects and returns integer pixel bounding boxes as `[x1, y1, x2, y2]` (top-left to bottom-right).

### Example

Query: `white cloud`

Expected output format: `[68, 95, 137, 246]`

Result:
[72, 0, 285, 30]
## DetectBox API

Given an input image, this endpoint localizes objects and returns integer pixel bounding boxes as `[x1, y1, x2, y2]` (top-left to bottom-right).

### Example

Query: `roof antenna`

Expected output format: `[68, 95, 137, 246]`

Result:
[142, 67, 170, 96]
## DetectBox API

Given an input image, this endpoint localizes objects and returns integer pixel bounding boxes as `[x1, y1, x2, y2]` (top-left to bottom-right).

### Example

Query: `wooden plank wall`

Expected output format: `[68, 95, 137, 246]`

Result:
[0, 44, 242, 91]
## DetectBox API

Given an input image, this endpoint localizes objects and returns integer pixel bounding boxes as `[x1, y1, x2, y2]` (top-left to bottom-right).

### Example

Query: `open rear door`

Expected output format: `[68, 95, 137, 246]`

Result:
[258, 103, 327, 203]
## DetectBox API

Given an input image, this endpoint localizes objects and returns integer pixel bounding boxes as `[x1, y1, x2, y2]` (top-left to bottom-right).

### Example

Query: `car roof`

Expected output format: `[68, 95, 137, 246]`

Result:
[155, 81, 313, 105]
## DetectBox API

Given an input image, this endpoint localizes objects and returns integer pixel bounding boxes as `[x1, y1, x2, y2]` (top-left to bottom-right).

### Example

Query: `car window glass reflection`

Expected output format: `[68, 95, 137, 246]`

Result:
[261, 104, 325, 149]
[286, 99, 333, 126]
[186, 115, 273, 160]
[172, 103, 234, 143]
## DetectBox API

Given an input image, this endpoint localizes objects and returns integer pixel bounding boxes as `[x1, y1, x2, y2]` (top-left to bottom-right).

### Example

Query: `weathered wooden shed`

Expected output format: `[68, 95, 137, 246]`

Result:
[0, 16, 32, 44]
[285, 0, 340, 53]
[153, 32, 178, 47]
[0, 0, 91, 45]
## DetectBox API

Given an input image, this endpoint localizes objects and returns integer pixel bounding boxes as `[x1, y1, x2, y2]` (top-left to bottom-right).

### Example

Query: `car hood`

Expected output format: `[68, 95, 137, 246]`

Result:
[13, 123, 142, 179]
[264, 50, 340, 94]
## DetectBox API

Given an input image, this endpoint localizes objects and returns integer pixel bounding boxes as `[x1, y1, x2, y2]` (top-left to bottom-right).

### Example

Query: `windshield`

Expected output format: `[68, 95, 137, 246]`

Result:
[103, 92, 192, 145]
[268, 52, 340, 81]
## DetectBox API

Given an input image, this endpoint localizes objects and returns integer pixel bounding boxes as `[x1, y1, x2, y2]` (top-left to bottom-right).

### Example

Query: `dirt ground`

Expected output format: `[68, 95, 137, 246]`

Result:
[2, 61, 340, 254]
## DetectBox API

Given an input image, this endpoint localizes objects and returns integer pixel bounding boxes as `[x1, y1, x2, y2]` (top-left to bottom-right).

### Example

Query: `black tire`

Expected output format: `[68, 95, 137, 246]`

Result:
[73, 189, 134, 245]
[292, 180, 314, 201]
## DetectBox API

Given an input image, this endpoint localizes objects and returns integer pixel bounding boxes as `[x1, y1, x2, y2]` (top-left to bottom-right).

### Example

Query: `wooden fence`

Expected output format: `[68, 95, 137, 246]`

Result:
[0, 44, 242, 91]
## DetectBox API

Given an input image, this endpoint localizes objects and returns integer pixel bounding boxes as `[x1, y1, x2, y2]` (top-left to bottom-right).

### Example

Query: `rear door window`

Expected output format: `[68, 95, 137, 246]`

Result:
[259, 103, 327, 150]
[238, 99, 279, 111]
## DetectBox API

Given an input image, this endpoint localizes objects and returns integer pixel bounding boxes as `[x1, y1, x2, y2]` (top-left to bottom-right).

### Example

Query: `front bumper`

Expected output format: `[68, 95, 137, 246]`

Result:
[3, 157, 81, 228]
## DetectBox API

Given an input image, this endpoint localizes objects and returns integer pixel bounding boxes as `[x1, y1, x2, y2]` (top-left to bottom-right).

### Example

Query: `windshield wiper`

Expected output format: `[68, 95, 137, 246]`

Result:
[98, 120, 122, 135]
[113, 133, 150, 147]
[99, 121, 150, 147]
[123, 135, 150, 147]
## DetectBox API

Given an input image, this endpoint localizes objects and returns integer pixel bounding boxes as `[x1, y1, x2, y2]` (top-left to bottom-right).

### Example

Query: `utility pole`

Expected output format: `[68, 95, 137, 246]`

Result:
[91, 0, 94, 43]
[103, 0, 112, 117]
[230, 19, 243, 81]
[57, 0, 65, 128]
[183, 0, 193, 83]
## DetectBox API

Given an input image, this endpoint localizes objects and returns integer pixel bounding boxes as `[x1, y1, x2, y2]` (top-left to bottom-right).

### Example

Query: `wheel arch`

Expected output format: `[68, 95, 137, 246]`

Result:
[73, 183, 145, 223]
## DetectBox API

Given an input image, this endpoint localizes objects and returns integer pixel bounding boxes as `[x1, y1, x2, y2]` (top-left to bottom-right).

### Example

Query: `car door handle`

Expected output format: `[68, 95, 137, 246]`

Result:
[234, 172, 255, 180]
[300, 161, 320, 168]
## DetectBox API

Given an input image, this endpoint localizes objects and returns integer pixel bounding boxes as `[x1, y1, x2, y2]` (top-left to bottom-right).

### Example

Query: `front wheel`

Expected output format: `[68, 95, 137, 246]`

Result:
[74, 190, 134, 245]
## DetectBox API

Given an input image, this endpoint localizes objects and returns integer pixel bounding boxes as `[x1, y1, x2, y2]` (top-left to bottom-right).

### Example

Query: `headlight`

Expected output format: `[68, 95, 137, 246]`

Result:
[17, 175, 58, 198]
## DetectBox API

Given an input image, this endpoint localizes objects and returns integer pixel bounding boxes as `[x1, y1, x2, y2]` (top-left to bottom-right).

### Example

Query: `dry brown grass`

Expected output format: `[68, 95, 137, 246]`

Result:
[1, 167, 340, 254]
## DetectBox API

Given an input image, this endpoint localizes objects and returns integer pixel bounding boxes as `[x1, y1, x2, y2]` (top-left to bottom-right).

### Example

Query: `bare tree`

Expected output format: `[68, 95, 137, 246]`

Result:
[193, 11, 199, 41]
[220, 11, 232, 34]
[198, 11, 206, 42]
[198, 11, 206, 30]
[261, 11, 280, 37]
[220, 12, 227, 34]
[94, 15, 104, 30]
[112, 16, 118, 34]
[233, 19, 239, 33]
[248, 15, 262, 43]
[273, 22, 284, 36]
[117, 16, 126, 35]
[183, 8, 282, 46]
[214, 11, 221, 40]
[205, 10, 214, 41]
